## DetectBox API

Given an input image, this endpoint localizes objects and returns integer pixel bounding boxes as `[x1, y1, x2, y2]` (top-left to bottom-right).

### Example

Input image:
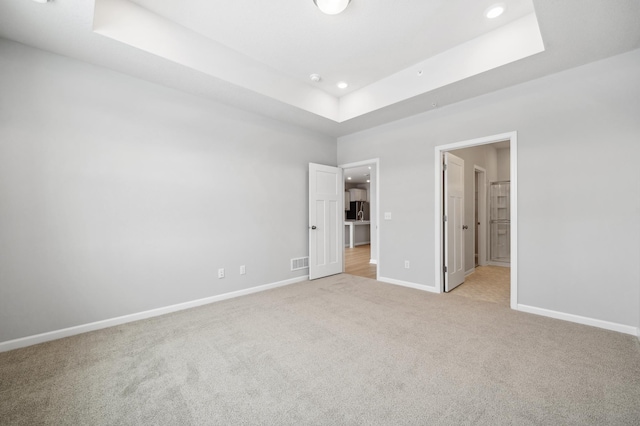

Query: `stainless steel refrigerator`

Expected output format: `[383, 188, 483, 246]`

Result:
[490, 181, 510, 263]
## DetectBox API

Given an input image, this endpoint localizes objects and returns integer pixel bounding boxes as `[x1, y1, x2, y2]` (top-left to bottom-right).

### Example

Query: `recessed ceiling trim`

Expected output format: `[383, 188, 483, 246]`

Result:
[93, 1, 543, 125]
[93, 0, 340, 121]
[339, 13, 545, 122]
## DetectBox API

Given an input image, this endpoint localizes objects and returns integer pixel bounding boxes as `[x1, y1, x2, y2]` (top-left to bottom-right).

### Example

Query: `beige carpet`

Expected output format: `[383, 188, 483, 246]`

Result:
[449, 265, 510, 306]
[1, 274, 639, 425]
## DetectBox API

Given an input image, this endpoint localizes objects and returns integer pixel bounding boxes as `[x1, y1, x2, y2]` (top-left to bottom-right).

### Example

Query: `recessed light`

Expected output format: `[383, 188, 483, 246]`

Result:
[485, 4, 505, 19]
[337, 81, 349, 89]
[366, 180, 370, 183]
[32, 0, 51, 3]
[347, 176, 352, 180]
[309, 73, 321, 83]
[313, 0, 351, 15]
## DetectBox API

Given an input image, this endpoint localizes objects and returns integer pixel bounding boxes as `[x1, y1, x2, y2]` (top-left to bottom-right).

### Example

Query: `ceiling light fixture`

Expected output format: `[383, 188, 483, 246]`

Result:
[337, 81, 349, 89]
[32, 0, 51, 3]
[309, 73, 321, 83]
[485, 4, 505, 19]
[313, 0, 351, 15]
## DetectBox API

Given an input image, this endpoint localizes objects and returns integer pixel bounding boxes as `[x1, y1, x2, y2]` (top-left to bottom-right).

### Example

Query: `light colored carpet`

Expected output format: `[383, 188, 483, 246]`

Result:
[449, 265, 510, 306]
[1, 274, 639, 425]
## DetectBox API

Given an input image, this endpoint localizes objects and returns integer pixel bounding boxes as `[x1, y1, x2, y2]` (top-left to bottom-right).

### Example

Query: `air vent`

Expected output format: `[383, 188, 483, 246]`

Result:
[291, 257, 309, 271]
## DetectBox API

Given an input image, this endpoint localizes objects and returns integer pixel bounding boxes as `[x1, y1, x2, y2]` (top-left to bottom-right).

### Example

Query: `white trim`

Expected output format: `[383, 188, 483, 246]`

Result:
[369, 259, 378, 265]
[488, 261, 511, 267]
[344, 241, 371, 248]
[378, 277, 439, 293]
[0, 275, 308, 353]
[510, 137, 518, 309]
[339, 158, 380, 280]
[434, 131, 518, 311]
[465, 267, 476, 277]
[517, 304, 639, 336]
[473, 165, 488, 267]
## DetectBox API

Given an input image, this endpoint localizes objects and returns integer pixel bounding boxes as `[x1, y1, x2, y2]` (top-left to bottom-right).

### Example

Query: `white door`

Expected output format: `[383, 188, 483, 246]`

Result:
[309, 163, 343, 280]
[444, 152, 465, 291]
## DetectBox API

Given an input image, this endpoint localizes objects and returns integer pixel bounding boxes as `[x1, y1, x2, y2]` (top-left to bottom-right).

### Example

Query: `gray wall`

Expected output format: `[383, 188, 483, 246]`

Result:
[0, 40, 336, 342]
[497, 148, 511, 181]
[338, 49, 640, 329]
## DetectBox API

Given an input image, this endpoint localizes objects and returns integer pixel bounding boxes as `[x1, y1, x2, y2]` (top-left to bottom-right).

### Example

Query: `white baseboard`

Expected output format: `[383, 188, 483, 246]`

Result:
[369, 259, 378, 265]
[0, 275, 308, 353]
[464, 267, 475, 276]
[378, 276, 439, 294]
[344, 242, 371, 248]
[517, 304, 639, 336]
[488, 261, 510, 267]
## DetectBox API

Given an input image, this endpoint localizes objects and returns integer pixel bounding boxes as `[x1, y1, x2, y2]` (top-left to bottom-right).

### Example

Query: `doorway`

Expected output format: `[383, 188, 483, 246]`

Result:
[340, 159, 380, 280]
[434, 133, 517, 309]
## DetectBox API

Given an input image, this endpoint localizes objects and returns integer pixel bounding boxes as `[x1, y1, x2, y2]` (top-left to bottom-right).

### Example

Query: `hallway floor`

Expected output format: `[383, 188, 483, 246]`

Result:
[344, 244, 377, 279]
[449, 265, 510, 306]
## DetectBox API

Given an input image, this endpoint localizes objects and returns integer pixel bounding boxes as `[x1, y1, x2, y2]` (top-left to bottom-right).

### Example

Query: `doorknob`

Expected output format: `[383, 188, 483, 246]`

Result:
[462, 225, 468, 230]
[310, 226, 317, 230]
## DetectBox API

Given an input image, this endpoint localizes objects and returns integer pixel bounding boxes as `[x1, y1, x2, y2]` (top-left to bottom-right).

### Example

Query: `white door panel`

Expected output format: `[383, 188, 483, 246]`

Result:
[309, 163, 343, 280]
[444, 152, 465, 292]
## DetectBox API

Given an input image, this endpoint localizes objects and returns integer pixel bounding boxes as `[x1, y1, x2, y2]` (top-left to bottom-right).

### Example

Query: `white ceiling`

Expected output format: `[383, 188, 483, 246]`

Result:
[127, 0, 535, 98]
[0, 0, 639, 137]
[344, 166, 372, 184]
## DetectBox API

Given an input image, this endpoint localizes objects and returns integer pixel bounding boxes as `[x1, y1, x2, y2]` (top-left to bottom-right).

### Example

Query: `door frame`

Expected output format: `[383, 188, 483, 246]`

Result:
[339, 158, 380, 281]
[434, 132, 518, 309]
[474, 166, 488, 268]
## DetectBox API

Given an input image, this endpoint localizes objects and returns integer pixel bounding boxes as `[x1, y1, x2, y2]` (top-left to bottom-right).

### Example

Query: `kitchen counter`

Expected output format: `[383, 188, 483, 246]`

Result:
[344, 221, 370, 248]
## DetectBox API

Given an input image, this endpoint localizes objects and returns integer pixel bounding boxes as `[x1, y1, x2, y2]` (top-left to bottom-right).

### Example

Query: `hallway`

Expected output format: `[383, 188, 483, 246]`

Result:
[344, 244, 376, 279]
[448, 266, 510, 306]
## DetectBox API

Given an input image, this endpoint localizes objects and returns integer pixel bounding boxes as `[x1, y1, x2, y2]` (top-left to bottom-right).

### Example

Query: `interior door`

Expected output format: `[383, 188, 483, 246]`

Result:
[444, 152, 465, 291]
[309, 163, 343, 280]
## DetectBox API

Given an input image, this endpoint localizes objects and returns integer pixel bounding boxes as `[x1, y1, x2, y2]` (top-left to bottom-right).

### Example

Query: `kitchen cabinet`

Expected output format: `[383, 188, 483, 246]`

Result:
[348, 188, 367, 202]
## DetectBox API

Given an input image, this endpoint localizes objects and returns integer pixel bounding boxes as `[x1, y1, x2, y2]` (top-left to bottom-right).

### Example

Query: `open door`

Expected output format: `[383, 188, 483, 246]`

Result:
[444, 152, 465, 291]
[309, 163, 343, 280]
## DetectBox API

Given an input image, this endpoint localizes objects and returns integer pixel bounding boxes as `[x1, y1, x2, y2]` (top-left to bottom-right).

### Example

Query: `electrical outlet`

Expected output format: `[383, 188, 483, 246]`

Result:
[240, 265, 246, 275]
[404, 260, 410, 269]
[384, 212, 392, 220]
[218, 268, 225, 279]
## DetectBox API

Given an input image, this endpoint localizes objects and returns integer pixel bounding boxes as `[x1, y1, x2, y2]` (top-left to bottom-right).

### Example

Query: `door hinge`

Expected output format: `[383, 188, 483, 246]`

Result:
[444, 265, 448, 273]
[443, 215, 448, 222]
[443, 164, 447, 171]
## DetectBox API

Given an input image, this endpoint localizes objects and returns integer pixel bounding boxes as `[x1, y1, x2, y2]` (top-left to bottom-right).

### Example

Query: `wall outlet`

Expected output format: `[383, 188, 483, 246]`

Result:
[240, 265, 246, 275]
[384, 212, 392, 220]
[218, 268, 225, 279]
[404, 260, 410, 269]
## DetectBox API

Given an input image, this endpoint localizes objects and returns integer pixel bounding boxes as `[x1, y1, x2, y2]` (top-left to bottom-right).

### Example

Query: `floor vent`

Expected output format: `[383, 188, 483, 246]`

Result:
[291, 257, 309, 271]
